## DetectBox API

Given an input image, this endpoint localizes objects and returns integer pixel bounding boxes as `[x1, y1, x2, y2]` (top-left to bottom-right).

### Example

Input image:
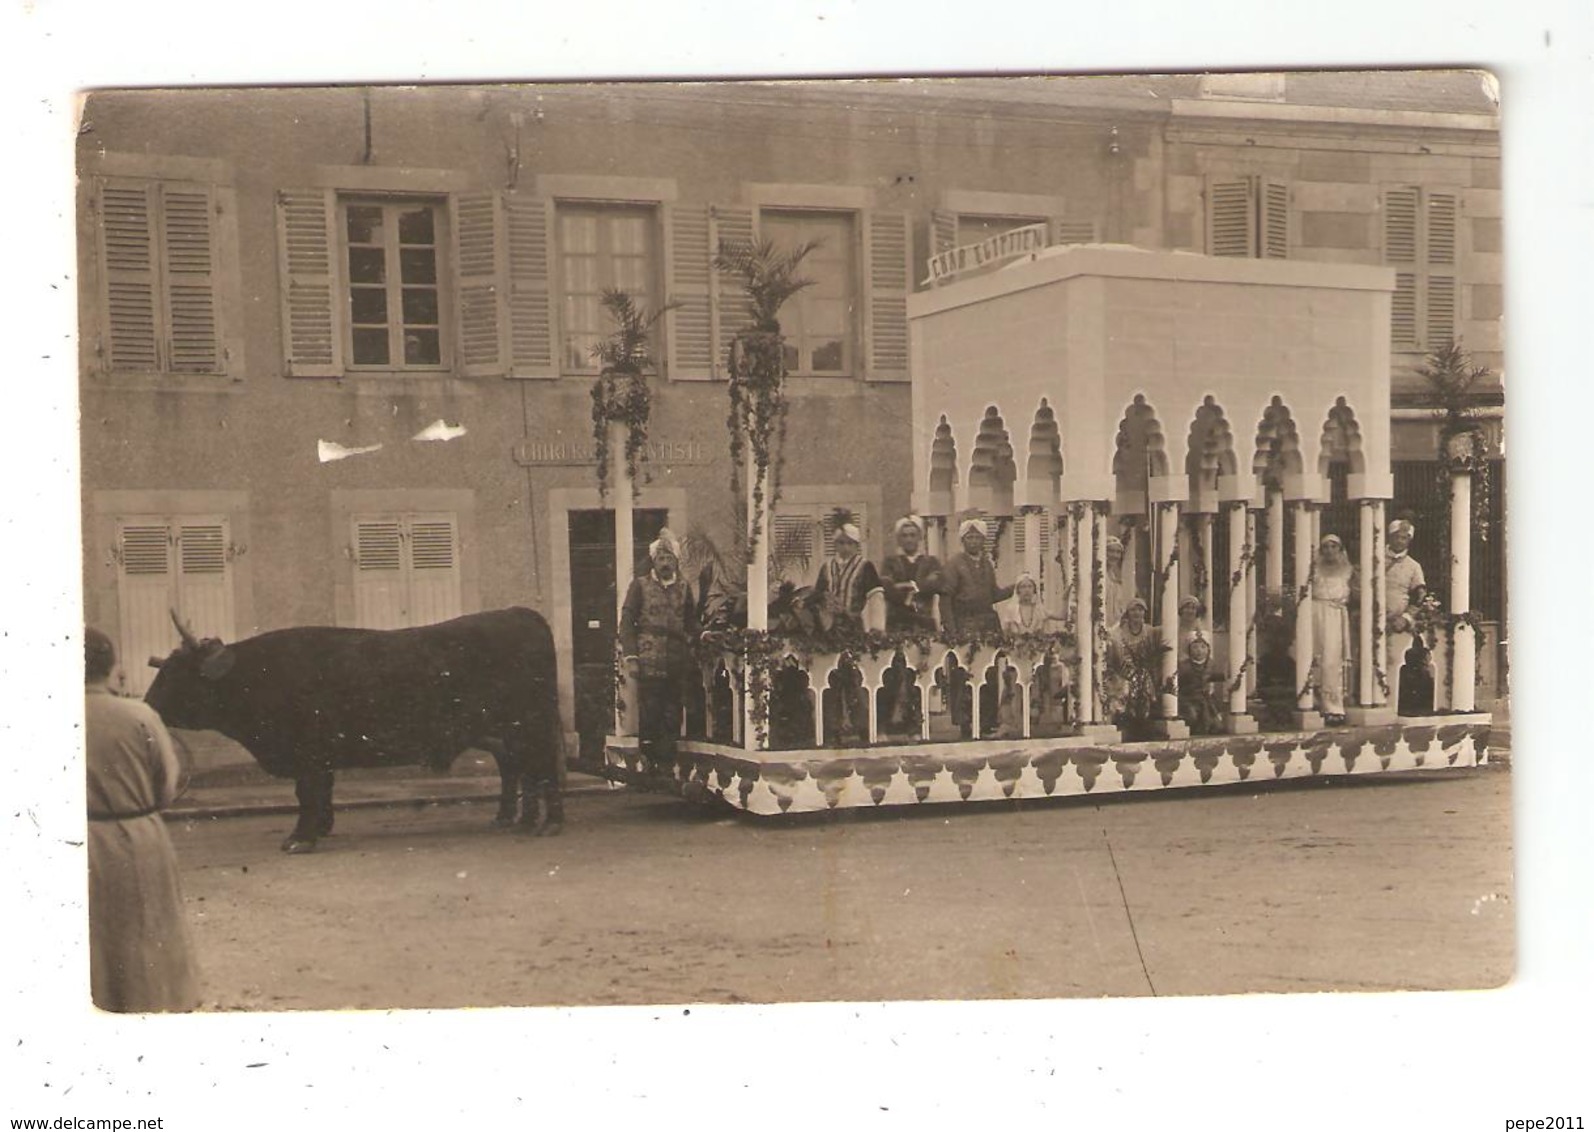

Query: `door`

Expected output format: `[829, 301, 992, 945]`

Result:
[568, 508, 668, 767]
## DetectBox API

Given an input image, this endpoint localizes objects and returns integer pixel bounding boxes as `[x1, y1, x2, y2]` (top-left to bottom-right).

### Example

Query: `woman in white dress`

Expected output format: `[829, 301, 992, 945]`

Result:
[1311, 534, 1356, 725]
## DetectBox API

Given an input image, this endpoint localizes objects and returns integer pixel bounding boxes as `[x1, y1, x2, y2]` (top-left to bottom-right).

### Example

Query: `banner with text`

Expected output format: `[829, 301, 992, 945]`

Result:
[926, 223, 1049, 284]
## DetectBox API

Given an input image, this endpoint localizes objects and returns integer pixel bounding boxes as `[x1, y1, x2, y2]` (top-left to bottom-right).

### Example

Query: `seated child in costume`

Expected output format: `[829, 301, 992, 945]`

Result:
[1177, 633, 1225, 736]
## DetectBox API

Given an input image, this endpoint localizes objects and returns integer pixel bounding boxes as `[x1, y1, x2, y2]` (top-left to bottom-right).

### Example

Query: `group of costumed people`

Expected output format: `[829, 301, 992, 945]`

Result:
[618, 513, 1431, 765]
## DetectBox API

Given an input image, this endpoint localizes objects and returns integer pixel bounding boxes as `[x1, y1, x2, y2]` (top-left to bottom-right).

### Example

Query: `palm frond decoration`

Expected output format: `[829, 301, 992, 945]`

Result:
[589, 287, 679, 372]
[712, 237, 820, 333]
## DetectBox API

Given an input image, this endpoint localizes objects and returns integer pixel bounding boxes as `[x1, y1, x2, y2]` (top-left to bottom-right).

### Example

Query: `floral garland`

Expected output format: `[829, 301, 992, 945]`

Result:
[1190, 518, 1208, 607]
[1368, 502, 1388, 700]
[726, 330, 789, 561]
[591, 369, 652, 502]
[1091, 507, 1108, 721]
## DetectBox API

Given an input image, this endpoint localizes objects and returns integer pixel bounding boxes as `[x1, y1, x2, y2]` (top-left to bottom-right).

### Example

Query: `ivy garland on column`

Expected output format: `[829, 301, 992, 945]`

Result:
[712, 237, 819, 561]
[589, 288, 677, 502]
[1366, 500, 1388, 700]
[1224, 517, 1256, 697]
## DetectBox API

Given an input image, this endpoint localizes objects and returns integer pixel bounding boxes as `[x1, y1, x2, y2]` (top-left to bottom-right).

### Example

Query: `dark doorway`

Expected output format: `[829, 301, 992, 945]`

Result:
[568, 508, 669, 770]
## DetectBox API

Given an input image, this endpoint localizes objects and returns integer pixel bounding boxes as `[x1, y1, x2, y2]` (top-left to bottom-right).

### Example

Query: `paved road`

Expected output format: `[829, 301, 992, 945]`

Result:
[170, 765, 1513, 1010]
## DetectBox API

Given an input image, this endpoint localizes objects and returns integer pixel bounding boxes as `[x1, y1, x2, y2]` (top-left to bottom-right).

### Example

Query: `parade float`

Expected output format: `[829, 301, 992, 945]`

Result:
[604, 241, 1492, 815]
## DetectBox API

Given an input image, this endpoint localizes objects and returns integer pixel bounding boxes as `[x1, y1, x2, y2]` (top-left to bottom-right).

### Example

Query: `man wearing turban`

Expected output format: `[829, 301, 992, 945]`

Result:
[619, 528, 696, 781]
[940, 518, 1014, 636]
[808, 517, 885, 633]
[879, 515, 942, 632]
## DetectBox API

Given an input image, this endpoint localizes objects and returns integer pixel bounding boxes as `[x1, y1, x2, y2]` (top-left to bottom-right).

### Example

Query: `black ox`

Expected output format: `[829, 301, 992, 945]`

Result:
[145, 607, 564, 853]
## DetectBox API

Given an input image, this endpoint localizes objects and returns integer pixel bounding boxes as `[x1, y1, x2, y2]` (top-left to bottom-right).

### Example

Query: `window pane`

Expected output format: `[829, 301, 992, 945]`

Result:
[559, 214, 598, 255]
[400, 247, 436, 284]
[397, 207, 435, 246]
[565, 332, 598, 371]
[781, 343, 800, 372]
[350, 286, 388, 325]
[348, 246, 386, 284]
[346, 205, 383, 245]
[404, 328, 441, 366]
[808, 297, 847, 336]
[564, 256, 599, 296]
[811, 339, 846, 373]
[402, 287, 439, 326]
[352, 327, 390, 365]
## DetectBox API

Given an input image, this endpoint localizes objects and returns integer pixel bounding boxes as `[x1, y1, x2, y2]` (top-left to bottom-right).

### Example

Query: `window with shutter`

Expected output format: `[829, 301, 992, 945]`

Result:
[451, 192, 506, 377]
[276, 189, 343, 377]
[1205, 176, 1291, 259]
[1383, 186, 1461, 351]
[340, 198, 449, 371]
[710, 205, 757, 371]
[505, 193, 558, 379]
[555, 202, 660, 374]
[97, 177, 224, 376]
[115, 516, 236, 696]
[864, 209, 912, 383]
[351, 513, 462, 629]
[1049, 218, 1099, 246]
[663, 203, 715, 380]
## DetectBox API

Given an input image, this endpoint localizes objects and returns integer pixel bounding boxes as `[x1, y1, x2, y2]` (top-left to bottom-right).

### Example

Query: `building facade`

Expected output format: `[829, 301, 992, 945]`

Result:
[76, 73, 1505, 762]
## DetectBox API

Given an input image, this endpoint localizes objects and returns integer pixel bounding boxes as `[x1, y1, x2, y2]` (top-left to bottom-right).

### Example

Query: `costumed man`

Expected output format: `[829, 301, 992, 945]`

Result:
[620, 529, 697, 784]
[807, 518, 883, 742]
[879, 515, 942, 734]
[1384, 518, 1429, 714]
[941, 518, 1015, 737]
[85, 626, 201, 1012]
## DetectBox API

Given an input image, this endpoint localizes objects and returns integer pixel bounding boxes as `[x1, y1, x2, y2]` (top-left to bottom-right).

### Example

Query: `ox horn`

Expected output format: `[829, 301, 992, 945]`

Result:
[148, 655, 165, 670]
[169, 608, 200, 650]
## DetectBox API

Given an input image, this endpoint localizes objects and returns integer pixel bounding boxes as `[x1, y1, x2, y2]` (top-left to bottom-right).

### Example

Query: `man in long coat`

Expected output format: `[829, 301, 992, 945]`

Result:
[879, 515, 942, 632]
[1385, 517, 1429, 714]
[940, 518, 1014, 635]
[85, 626, 201, 1012]
[620, 530, 697, 780]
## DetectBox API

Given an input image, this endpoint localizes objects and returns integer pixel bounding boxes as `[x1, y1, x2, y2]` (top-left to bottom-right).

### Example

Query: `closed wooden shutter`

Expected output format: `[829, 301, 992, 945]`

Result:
[161, 183, 222, 373]
[352, 516, 408, 629]
[1206, 176, 1256, 257]
[175, 519, 235, 641]
[663, 203, 715, 380]
[98, 179, 161, 373]
[931, 210, 959, 257]
[504, 194, 558, 378]
[451, 192, 507, 377]
[863, 209, 912, 383]
[1049, 218, 1098, 245]
[1260, 178, 1290, 259]
[771, 512, 819, 586]
[276, 189, 342, 377]
[1425, 191, 1458, 349]
[406, 513, 462, 628]
[1384, 186, 1420, 349]
[116, 521, 175, 696]
[352, 513, 462, 629]
[710, 205, 756, 371]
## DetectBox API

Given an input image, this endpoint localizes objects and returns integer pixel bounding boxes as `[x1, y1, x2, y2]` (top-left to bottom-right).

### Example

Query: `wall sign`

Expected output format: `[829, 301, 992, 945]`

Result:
[926, 222, 1049, 284]
[513, 438, 714, 467]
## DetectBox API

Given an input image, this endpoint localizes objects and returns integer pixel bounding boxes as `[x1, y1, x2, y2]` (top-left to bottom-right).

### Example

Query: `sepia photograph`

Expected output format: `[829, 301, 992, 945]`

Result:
[75, 71, 1511, 1012]
[8, 1, 1592, 1125]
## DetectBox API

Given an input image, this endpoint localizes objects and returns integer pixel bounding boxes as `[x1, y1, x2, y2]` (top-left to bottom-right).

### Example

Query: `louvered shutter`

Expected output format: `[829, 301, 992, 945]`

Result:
[1260, 178, 1290, 259]
[710, 205, 757, 372]
[1425, 191, 1458, 349]
[771, 512, 818, 585]
[503, 194, 558, 378]
[276, 189, 342, 377]
[1206, 176, 1256, 258]
[352, 516, 408, 629]
[176, 519, 234, 641]
[405, 513, 462, 627]
[663, 203, 715, 380]
[160, 183, 223, 374]
[863, 209, 912, 383]
[1049, 217, 1098, 246]
[98, 179, 161, 373]
[116, 521, 176, 695]
[1384, 186, 1420, 349]
[451, 192, 507, 377]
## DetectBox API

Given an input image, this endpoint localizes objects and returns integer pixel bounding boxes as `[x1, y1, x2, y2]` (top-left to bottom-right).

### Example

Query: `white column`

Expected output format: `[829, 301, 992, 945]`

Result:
[1450, 469, 1477, 712]
[926, 516, 945, 562]
[1072, 504, 1096, 725]
[1225, 500, 1253, 729]
[1292, 501, 1319, 725]
[1245, 506, 1259, 698]
[1357, 500, 1376, 708]
[1266, 488, 1286, 597]
[1370, 501, 1389, 708]
[745, 444, 768, 633]
[1157, 500, 1181, 725]
[611, 422, 634, 737]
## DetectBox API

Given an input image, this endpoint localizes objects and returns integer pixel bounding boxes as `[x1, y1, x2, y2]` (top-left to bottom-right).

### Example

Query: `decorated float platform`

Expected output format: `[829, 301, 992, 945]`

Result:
[604, 715, 1491, 816]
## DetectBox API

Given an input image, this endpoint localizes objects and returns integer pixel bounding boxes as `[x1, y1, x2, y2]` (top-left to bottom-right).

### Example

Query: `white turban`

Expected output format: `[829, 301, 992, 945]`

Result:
[835, 522, 862, 545]
[1104, 535, 1125, 554]
[958, 518, 986, 541]
[894, 515, 925, 537]
[648, 529, 681, 560]
[1388, 519, 1414, 537]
